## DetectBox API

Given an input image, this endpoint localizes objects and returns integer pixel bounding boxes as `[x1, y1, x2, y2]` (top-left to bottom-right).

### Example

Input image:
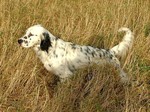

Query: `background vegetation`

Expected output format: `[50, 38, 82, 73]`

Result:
[0, 0, 150, 111]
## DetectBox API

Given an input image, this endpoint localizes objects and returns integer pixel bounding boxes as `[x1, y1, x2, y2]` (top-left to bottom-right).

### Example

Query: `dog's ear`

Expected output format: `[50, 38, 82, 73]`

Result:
[40, 32, 52, 53]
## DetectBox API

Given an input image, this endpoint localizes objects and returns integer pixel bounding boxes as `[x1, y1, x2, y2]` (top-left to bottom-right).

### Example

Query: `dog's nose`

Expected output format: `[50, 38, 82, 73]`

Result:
[18, 39, 23, 44]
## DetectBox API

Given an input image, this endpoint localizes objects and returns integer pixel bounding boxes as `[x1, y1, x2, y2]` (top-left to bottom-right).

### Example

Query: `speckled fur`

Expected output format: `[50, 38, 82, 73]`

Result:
[18, 25, 134, 82]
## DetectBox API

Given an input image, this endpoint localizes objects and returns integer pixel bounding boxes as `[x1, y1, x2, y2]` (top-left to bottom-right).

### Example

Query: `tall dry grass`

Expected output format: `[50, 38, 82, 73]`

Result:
[0, 0, 150, 111]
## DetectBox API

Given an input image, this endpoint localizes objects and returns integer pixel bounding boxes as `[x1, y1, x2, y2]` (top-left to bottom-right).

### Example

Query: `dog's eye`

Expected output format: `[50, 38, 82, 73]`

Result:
[28, 33, 33, 37]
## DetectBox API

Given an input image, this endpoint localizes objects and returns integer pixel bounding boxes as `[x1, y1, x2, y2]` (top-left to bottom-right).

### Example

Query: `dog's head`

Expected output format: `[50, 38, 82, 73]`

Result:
[18, 25, 52, 52]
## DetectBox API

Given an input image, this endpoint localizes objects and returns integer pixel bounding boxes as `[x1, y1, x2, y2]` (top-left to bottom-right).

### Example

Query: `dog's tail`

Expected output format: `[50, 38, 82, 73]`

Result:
[110, 27, 134, 58]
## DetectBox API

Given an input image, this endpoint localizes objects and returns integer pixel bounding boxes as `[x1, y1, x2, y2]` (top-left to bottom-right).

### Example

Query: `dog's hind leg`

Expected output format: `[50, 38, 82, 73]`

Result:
[110, 56, 128, 83]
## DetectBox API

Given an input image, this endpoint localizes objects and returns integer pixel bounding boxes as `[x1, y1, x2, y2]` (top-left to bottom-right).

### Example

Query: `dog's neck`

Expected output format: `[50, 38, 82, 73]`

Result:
[33, 44, 41, 52]
[32, 38, 56, 53]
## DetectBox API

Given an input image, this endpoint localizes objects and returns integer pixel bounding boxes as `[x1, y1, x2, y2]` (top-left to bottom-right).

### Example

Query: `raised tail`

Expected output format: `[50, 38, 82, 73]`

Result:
[110, 27, 134, 58]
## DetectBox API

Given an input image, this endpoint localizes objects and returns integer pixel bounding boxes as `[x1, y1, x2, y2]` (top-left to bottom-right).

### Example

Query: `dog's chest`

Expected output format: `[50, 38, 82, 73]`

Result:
[44, 55, 75, 78]
[36, 49, 73, 76]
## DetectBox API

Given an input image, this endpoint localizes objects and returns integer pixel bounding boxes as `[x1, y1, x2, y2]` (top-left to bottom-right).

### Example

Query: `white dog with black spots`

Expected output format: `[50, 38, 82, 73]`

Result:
[18, 25, 134, 82]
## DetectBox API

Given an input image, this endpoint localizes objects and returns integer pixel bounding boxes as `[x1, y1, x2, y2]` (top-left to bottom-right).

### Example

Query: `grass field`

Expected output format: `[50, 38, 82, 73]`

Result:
[0, 0, 150, 111]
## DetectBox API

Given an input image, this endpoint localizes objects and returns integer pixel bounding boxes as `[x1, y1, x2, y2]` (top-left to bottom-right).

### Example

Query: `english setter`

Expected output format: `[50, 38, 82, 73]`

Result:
[18, 25, 134, 82]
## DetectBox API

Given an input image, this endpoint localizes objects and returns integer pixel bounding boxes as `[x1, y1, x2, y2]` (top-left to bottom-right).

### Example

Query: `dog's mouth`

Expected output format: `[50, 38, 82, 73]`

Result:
[18, 44, 21, 46]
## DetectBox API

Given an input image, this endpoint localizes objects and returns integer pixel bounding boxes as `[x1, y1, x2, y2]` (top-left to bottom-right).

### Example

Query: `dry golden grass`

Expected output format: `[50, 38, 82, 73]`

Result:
[0, 0, 150, 111]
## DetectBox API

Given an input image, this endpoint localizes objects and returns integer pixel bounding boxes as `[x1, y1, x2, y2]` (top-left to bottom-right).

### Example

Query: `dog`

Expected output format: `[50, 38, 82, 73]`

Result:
[18, 25, 134, 82]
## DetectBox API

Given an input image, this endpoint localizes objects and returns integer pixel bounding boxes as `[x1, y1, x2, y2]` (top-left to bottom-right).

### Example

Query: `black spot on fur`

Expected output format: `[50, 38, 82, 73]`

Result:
[91, 52, 95, 57]
[68, 65, 76, 73]
[84, 53, 88, 56]
[55, 37, 59, 40]
[71, 43, 76, 49]
[24, 36, 27, 39]
[110, 54, 113, 59]
[80, 48, 83, 52]
[85, 47, 89, 53]
[53, 51, 56, 55]
[24, 40, 28, 44]
[40, 32, 52, 53]
[99, 53, 101, 57]
[28, 32, 33, 37]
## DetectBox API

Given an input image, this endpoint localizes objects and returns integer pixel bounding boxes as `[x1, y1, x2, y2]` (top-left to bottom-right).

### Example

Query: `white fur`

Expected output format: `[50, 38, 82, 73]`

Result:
[111, 27, 134, 57]
[18, 25, 134, 82]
